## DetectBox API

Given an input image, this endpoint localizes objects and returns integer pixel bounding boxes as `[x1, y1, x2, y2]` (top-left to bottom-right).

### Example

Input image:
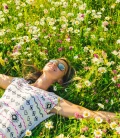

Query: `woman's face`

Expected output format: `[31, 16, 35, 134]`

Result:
[43, 59, 68, 82]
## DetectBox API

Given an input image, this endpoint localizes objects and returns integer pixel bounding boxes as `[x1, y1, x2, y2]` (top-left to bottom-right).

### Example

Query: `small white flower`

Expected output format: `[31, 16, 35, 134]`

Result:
[84, 80, 91, 87]
[74, 55, 78, 59]
[98, 103, 104, 109]
[110, 122, 117, 130]
[25, 130, 32, 137]
[94, 129, 103, 137]
[45, 121, 54, 129]
[112, 50, 118, 55]
[115, 127, 120, 134]
[53, 86, 57, 91]
[98, 67, 107, 73]
[84, 47, 89, 52]
[99, 38, 104, 41]
[56, 134, 64, 138]
[117, 74, 120, 79]
[79, 135, 86, 138]
[111, 77, 117, 83]
[116, 65, 120, 70]
[95, 116, 103, 123]
[83, 111, 90, 118]
[111, 99, 114, 105]
[26, 0, 34, 5]
[116, 0, 120, 3]
[116, 39, 120, 44]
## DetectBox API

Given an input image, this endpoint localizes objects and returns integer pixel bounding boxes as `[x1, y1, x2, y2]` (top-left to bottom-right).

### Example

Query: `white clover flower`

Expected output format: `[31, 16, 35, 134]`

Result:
[95, 116, 103, 123]
[89, 49, 94, 53]
[97, 103, 104, 109]
[16, 23, 24, 30]
[83, 47, 89, 52]
[112, 50, 118, 55]
[0, 18, 5, 22]
[21, 2, 26, 7]
[110, 122, 117, 130]
[67, 27, 73, 32]
[74, 55, 79, 59]
[50, 7, 55, 11]
[18, 13, 23, 16]
[26, 0, 34, 5]
[83, 111, 90, 118]
[40, 4, 44, 8]
[104, 27, 108, 31]
[111, 99, 114, 105]
[91, 57, 100, 65]
[101, 7, 105, 11]
[62, 2, 68, 8]
[102, 21, 109, 27]
[94, 129, 103, 137]
[116, 65, 120, 70]
[84, 80, 91, 87]
[99, 38, 104, 41]
[111, 4, 116, 9]
[79, 135, 86, 138]
[16, 6, 20, 10]
[0, 29, 5, 36]
[74, 20, 80, 25]
[111, 77, 117, 83]
[98, 67, 107, 73]
[116, 0, 120, 3]
[74, 29, 80, 34]
[86, 10, 91, 14]
[79, 3, 86, 10]
[3, 9, 9, 14]
[116, 39, 120, 44]
[91, 34, 96, 39]
[73, 3, 77, 7]
[45, 121, 54, 129]
[115, 127, 120, 134]
[56, 134, 64, 138]
[25, 130, 32, 137]
[117, 74, 120, 79]
[34, 21, 39, 26]
[44, 9, 48, 14]
[105, 16, 111, 20]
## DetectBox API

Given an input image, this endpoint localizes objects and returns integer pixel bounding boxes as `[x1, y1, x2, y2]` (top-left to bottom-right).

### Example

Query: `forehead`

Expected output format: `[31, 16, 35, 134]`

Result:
[58, 59, 68, 67]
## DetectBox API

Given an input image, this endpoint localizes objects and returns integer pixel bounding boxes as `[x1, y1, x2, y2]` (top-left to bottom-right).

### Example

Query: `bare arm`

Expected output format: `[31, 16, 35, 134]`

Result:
[51, 99, 117, 122]
[0, 74, 15, 89]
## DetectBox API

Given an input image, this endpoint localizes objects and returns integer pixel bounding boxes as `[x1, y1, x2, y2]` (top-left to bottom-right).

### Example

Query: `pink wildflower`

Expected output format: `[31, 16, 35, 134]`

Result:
[74, 112, 83, 119]
[93, 54, 99, 58]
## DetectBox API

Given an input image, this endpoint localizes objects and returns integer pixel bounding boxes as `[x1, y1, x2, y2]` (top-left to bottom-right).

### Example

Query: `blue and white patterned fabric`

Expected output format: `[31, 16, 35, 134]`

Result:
[0, 78, 62, 138]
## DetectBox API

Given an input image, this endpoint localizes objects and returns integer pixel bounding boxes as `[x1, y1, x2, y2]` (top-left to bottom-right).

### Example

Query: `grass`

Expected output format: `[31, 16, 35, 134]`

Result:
[0, 0, 120, 137]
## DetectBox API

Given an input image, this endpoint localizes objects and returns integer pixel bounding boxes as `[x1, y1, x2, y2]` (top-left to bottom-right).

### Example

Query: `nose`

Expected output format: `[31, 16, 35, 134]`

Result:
[52, 61, 58, 67]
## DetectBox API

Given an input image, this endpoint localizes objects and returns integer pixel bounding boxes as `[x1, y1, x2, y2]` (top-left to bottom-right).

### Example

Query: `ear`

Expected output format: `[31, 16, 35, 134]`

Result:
[57, 79, 63, 84]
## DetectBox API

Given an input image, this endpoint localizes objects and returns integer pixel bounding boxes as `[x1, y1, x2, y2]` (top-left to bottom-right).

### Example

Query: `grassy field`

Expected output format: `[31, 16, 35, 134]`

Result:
[0, 0, 120, 137]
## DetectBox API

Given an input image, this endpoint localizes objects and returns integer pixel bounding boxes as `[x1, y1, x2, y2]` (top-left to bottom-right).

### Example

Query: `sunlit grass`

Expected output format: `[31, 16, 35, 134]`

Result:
[0, 0, 120, 137]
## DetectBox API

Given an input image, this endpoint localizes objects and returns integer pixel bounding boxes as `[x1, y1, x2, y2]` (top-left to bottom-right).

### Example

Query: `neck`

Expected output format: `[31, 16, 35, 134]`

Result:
[31, 74, 54, 90]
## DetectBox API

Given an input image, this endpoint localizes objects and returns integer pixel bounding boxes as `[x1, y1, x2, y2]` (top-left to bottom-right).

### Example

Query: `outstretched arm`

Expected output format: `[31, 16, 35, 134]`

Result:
[51, 99, 117, 122]
[0, 74, 14, 89]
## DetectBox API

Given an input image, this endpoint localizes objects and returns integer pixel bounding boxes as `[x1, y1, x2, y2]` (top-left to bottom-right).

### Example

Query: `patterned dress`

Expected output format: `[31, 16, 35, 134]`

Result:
[0, 78, 62, 138]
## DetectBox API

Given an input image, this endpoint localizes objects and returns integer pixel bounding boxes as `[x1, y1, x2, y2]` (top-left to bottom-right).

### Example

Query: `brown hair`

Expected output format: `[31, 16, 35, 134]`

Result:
[22, 58, 76, 86]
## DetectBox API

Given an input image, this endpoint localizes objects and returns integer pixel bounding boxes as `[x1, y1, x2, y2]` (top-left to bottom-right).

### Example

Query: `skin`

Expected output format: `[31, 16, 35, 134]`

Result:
[0, 59, 118, 122]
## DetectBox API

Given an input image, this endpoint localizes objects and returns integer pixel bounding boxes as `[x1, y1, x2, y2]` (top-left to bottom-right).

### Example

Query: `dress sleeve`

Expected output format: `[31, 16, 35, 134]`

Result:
[43, 91, 63, 114]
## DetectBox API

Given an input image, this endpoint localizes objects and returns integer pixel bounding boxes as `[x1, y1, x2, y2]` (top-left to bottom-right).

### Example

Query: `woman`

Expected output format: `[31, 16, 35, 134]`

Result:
[0, 58, 117, 138]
